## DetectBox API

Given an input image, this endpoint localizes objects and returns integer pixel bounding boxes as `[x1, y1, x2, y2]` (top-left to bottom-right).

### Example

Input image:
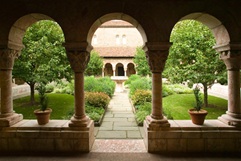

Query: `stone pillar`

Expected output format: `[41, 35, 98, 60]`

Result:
[65, 44, 92, 127]
[215, 43, 241, 126]
[124, 67, 127, 77]
[102, 67, 105, 77]
[113, 67, 116, 76]
[0, 48, 23, 127]
[144, 42, 171, 128]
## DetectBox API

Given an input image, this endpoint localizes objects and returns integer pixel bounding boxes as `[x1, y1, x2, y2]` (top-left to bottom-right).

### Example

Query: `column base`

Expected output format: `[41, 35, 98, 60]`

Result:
[0, 113, 23, 127]
[69, 115, 91, 128]
[145, 115, 170, 130]
[218, 112, 241, 127]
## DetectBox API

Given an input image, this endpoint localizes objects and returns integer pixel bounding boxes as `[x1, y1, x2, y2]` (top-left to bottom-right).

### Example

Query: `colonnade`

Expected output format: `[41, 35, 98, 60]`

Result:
[0, 42, 240, 128]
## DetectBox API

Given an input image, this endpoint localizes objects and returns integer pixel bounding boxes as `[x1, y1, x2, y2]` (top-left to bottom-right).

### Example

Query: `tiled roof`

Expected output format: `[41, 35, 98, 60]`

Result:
[94, 47, 136, 57]
[101, 20, 133, 27]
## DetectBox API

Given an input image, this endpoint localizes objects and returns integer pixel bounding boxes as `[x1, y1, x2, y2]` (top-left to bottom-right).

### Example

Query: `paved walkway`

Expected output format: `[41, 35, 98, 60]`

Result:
[95, 90, 143, 139]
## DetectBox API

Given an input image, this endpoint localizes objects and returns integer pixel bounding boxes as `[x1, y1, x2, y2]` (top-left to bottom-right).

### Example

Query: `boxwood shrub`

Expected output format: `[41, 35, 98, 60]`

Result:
[85, 92, 110, 109]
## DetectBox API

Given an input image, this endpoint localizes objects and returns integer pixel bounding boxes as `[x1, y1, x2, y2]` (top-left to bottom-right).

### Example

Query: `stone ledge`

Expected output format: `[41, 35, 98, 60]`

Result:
[0, 120, 95, 152]
[144, 120, 241, 153]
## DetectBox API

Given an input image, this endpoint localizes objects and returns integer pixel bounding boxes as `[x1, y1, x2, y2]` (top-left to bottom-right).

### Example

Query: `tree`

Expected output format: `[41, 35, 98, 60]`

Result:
[13, 20, 72, 105]
[85, 50, 103, 76]
[133, 47, 151, 76]
[164, 20, 226, 107]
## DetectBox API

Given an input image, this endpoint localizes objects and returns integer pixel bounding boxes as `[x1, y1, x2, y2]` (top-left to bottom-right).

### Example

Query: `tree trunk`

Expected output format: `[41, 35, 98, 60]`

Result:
[29, 82, 35, 105]
[203, 83, 208, 107]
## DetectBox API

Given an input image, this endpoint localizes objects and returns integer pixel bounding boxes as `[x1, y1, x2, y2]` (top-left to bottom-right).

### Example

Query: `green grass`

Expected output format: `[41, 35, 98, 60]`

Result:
[14, 93, 75, 119]
[163, 94, 227, 119]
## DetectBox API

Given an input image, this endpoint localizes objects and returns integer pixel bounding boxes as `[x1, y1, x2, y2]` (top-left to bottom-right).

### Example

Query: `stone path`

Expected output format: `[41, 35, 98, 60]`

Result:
[95, 90, 143, 139]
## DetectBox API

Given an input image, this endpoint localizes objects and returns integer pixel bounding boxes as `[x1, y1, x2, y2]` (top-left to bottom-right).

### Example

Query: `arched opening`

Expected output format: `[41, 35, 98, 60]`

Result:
[127, 63, 136, 77]
[9, 16, 69, 118]
[165, 13, 229, 121]
[8, 13, 56, 50]
[116, 63, 124, 76]
[104, 63, 113, 76]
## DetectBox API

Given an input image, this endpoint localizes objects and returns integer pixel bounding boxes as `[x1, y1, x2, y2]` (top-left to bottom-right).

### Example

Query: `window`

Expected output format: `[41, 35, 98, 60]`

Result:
[116, 35, 120, 45]
[93, 34, 97, 44]
[122, 35, 126, 44]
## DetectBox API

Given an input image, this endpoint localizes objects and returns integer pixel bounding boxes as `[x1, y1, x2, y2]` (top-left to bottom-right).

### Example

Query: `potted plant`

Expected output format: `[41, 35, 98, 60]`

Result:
[188, 85, 208, 125]
[34, 83, 52, 125]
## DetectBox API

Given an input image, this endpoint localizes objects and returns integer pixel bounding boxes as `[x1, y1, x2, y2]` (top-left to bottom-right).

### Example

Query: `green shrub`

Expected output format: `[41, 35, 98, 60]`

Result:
[86, 105, 105, 122]
[131, 89, 152, 106]
[45, 84, 55, 93]
[85, 92, 110, 109]
[124, 74, 141, 86]
[84, 76, 115, 97]
[129, 77, 152, 96]
[135, 102, 152, 124]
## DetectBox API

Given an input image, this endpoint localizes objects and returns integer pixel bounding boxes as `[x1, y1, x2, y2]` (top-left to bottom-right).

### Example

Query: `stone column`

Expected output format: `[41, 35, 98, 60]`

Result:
[144, 42, 171, 128]
[66, 49, 91, 127]
[124, 67, 127, 77]
[215, 43, 241, 126]
[102, 67, 105, 77]
[0, 48, 23, 127]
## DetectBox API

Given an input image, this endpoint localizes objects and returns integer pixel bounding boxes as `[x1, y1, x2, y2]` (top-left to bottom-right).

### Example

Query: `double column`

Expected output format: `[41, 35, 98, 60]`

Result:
[215, 43, 241, 126]
[65, 43, 92, 127]
[0, 48, 23, 126]
[144, 42, 171, 129]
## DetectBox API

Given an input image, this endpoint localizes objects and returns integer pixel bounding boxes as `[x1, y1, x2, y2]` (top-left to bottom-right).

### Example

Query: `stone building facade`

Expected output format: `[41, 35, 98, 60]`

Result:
[92, 20, 143, 77]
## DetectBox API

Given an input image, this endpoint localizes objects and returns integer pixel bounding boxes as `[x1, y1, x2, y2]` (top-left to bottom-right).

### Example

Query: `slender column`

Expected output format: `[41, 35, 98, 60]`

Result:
[144, 42, 171, 128]
[215, 44, 241, 126]
[124, 68, 127, 77]
[66, 49, 91, 127]
[102, 68, 105, 77]
[0, 48, 23, 126]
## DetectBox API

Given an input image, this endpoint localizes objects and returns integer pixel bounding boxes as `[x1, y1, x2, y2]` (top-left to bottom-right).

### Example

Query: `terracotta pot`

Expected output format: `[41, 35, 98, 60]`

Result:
[188, 109, 208, 125]
[34, 108, 52, 125]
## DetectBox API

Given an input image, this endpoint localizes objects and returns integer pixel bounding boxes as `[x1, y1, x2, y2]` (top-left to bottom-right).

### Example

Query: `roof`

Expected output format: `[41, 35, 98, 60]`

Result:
[101, 20, 133, 28]
[94, 47, 136, 58]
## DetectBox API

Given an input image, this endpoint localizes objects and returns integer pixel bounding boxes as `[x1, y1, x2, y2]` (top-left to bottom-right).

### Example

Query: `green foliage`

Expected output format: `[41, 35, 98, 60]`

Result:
[84, 76, 115, 97]
[85, 92, 110, 109]
[12, 20, 72, 103]
[163, 84, 192, 97]
[193, 86, 203, 111]
[129, 77, 152, 96]
[135, 102, 152, 124]
[85, 105, 105, 122]
[133, 47, 151, 76]
[164, 20, 227, 105]
[45, 84, 55, 93]
[36, 83, 48, 111]
[124, 74, 141, 86]
[85, 51, 104, 76]
[131, 89, 152, 106]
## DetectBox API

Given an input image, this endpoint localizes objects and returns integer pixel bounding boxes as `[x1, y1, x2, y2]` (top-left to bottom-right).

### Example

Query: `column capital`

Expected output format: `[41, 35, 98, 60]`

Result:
[66, 50, 90, 73]
[144, 42, 172, 73]
[0, 48, 20, 70]
[214, 43, 241, 71]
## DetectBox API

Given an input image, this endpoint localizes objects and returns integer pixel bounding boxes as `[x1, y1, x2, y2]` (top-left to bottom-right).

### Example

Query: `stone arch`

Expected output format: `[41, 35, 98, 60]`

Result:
[115, 63, 124, 76]
[180, 13, 230, 46]
[104, 63, 113, 77]
[87, 13, 147, 47]
[8, 13, 63, 51]
[127, 63, 136, 77]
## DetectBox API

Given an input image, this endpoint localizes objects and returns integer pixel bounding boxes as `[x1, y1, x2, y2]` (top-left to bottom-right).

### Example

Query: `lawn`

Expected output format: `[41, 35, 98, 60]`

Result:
[14, 93, 228, 121]
[163, 94, 227, 119]
[14, 93, 75, 119]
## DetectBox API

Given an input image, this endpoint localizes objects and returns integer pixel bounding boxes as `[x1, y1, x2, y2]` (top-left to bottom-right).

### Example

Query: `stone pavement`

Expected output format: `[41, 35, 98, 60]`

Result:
[94, 90, 144, 139]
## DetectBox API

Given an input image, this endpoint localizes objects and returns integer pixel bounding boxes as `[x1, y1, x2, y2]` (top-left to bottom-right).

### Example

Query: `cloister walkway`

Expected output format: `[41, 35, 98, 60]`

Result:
[92, 90, 146, 152]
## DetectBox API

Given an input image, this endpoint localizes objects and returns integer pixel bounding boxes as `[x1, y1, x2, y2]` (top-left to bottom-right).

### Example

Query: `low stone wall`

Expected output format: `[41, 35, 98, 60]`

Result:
[144, 120, 241, 153]
[0, 120, 95, 153]
[12, 84, 30, 100]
